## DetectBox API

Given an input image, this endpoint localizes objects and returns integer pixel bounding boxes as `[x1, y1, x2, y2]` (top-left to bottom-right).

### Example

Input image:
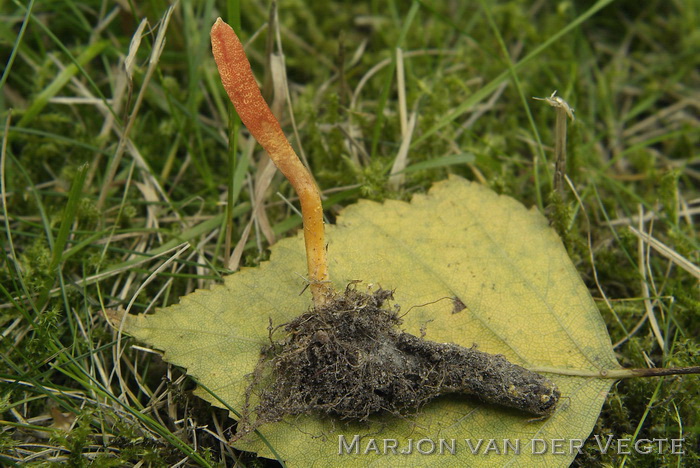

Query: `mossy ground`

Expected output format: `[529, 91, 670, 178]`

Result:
[1, 0, 698, 466]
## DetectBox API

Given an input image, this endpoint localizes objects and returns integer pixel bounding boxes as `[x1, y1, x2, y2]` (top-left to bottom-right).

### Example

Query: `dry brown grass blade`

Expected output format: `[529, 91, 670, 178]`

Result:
[629, 226, 700, 281]
[388, 112, 417, 191]
[97, 7, 174, 210]
[636, 205, 665, 350]
[229, 159, 277, 271]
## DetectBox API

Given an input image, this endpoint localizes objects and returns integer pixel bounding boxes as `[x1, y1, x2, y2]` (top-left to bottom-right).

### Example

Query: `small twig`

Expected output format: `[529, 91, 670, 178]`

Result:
[534, 90, 574, 195]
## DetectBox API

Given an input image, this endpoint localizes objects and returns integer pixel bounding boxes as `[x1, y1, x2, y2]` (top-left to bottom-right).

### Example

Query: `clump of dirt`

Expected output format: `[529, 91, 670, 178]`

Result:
[237, 285, 559, 436]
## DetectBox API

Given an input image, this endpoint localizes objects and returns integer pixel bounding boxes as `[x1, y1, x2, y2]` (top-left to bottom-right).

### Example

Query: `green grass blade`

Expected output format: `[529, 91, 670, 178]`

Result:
[49, 163, 88, 272]
[17, 41, 109, 127]
[412, 0, 616, 147]
[369, 1, 420, 158]
[0, 0, 36, 94]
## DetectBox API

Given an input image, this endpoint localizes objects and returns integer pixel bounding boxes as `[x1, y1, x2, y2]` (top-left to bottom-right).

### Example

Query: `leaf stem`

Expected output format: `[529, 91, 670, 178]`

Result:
[211, 18, 331, 306]
[530, 365, 700, 379]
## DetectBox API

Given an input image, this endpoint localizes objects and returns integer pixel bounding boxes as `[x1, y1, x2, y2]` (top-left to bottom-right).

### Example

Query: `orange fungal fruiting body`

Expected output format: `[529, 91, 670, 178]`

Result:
[211, 18, 331, 305]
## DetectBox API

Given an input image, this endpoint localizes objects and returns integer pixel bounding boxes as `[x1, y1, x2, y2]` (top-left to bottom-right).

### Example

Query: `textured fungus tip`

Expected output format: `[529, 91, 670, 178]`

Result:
[211, 18, 331, 305]
[211, 18, 282, 153]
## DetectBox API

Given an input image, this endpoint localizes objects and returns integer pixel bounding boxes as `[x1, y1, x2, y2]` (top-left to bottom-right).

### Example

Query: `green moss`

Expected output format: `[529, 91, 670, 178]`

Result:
[546, 191, 573, 243]
[356, 158, 392, 200]
[658, 170, 680, 225]
[18, 240, 53, 294]
[75, 197, 101, 225]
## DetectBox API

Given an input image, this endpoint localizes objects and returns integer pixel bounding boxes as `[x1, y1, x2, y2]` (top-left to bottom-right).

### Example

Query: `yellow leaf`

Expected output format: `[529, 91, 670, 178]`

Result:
[122, 176, 620, 466]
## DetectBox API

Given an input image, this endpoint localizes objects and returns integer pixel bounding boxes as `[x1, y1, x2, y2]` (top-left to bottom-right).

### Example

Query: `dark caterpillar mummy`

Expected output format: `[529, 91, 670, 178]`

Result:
[239, 286, 559, 435]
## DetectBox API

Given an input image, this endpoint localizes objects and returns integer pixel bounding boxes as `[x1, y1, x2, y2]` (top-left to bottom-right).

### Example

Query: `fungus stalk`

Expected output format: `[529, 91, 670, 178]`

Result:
[211, 18, 331, 306]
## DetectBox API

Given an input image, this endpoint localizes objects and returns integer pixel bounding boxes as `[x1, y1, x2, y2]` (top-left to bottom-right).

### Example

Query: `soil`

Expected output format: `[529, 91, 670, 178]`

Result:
[237, 285, 559, 436]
